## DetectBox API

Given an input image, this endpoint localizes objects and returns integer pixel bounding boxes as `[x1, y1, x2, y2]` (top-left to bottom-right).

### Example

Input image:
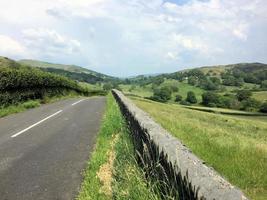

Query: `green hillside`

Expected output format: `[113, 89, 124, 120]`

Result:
[19, 59, 113, 79]
[120, 62, 267, 113]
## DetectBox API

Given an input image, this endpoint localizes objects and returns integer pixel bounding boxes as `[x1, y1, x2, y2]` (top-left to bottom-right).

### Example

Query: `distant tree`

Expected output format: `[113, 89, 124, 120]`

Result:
[199, 79, 218, 90]
[236, 90, 252, 101]
[186, 91, 197, 104]
[187, 69, 205, 79]
[202, 92, 220, 107]
[222, 75, 244, 86]
[188, 76, 198, 86]
[244, 74, 258, 84]
[240, 98, 261, 111]
[217, 94, 240, 109]
[210, 77, 221, 85]
[170, 85, 179, 92]
[180, 100, 191, 105]
[260, 102, 267, 113]
[261, 80, 267, 89]
[103, 83, 113, 91]
[150, 86, 172, 103]
[129, 85, 136, 92]
[152, 77, 164, 85]
[175, 94, 183, 102]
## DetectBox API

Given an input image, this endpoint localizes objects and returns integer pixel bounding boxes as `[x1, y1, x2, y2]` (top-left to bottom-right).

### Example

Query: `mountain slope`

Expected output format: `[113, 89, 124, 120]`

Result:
[19, 59, 113, 79]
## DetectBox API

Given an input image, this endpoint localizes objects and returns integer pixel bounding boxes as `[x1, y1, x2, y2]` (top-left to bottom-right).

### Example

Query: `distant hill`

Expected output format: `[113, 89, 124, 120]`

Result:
[0, 56, 21, 68]
[19, 59, 113, 80]
[187, 63, 267, 76]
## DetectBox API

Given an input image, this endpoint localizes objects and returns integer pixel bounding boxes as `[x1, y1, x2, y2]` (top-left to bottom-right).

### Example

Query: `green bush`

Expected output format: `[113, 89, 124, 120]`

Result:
[236, 90, 252, 101]
[186, 91, 197, 104]
[202, 91, 220, 106]
[150, 86, 172, 103]
[180, 100, 191, 105]
[22, 100, 40, 109]
[259, 102, 267, 113]
[175, 94, 183, 102]
[240, 98, 261, 111]
[0, 65, 88, 106]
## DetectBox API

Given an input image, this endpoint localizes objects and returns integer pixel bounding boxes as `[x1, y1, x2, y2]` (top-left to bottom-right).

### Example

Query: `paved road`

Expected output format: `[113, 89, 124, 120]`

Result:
[0, 97, 106, 200]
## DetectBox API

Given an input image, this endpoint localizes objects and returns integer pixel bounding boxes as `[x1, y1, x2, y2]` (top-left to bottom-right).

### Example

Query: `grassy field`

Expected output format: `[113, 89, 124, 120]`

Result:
[120, 84, 153, 97]
[253, 91, 267, 102]
[163, 80, 204, 102]
[77, 94, 161, 200]
[120, 79, 204, 102]
[132, 97, 267, 200]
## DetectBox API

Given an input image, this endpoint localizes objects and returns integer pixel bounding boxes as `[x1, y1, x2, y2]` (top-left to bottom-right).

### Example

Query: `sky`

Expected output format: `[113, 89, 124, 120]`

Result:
[0, 0, 266, 77]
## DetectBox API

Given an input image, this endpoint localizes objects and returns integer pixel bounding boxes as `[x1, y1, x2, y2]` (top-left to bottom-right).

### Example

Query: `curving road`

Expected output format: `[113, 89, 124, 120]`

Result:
[0, 97, 106, 200]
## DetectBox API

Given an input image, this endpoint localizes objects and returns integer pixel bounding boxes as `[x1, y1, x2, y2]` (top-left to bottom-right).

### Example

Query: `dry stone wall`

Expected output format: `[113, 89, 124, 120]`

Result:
[112, 89, 248, 200]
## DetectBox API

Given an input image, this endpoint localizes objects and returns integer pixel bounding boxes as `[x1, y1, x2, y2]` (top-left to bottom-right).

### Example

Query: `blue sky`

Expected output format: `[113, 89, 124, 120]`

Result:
[0, 0, 267, 77]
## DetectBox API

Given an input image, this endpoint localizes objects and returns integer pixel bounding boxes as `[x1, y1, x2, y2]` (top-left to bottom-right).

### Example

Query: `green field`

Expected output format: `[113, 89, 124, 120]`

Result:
[162, 79, 204, 102]
[120, 84, 153, 97]
[120, 79, 204, 102]
[132, 97, 267, 200]
[253, 91, 267, 102]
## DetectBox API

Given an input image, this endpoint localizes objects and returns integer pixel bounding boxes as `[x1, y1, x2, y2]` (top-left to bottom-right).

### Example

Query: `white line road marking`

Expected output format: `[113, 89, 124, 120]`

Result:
[71, 99, 84, 106]
[11, 110, 63, 138]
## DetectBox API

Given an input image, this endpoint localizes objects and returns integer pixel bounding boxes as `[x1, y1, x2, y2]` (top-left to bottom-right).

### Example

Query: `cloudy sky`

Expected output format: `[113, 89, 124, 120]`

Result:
[0, 0, 266, 76]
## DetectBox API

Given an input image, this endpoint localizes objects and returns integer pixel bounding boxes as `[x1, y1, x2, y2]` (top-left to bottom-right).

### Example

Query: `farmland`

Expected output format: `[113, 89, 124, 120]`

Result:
[132, 97, 267, 200]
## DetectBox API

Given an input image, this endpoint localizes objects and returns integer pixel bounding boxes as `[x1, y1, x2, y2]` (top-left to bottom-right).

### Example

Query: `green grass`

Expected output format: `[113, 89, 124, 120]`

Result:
[0, 100, 40, 118]
[120, 84, 153, 97]
[0, 91, 83, 118]
[79, 82, 103, 91]
[253, 91, 267, 102]
[77, 94, 161, 200]
[162, 79, 205, 102]
[120, 80, 204, 103]
[132, 97, 267, 200]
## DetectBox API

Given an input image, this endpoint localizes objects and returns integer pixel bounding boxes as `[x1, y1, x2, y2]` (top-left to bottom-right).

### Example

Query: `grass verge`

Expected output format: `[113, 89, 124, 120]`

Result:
[133, 97, 267, 200]
[0, 100, 40, 118]
[77, 93, 161, 200]
[0, 92, 83, 118]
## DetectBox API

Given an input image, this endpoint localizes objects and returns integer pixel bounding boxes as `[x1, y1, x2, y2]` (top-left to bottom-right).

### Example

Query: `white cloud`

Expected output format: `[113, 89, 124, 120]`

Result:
[233, 23, 249, 41]
[166, 51, 179, 60]
[0, 0, 266, 75]
[0, 35, 27, 57]
[22, 28, 81, 57]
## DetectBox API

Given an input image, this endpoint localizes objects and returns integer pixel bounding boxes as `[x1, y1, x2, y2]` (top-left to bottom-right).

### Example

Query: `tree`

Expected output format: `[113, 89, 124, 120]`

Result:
[260, 102, 267, 113]
[186, 91, 197, 104]
[240, 98, 261, 111]
[236, 90, 252, 101]
[188, 76, 197, 86]
[199, 78, 218, 90]
[202, 92, 220, 107]
[103, 83, 113, 91]
[150, 86, 172, 102]
[261, 80, 267, 89]
[175, 94, 182, 102]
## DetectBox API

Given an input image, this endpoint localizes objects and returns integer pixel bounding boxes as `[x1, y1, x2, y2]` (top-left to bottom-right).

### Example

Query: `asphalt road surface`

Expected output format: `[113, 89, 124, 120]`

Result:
[0, 97, 106, 200]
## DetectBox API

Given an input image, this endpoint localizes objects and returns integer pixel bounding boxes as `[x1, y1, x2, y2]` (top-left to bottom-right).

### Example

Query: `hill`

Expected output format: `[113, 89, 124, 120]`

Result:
[0, 56, 21, 68]
[19, 59, 114, 80]
[171, 62, 267, 77]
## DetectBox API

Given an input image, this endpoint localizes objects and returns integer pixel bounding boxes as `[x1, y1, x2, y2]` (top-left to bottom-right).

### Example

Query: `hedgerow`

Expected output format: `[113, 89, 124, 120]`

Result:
[0, 65, 88, 106]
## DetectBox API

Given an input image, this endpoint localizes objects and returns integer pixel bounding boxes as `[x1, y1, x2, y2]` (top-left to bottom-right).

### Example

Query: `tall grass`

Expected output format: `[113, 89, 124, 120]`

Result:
[77, 94, 161, 200]
[133, 98, 267, 200]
